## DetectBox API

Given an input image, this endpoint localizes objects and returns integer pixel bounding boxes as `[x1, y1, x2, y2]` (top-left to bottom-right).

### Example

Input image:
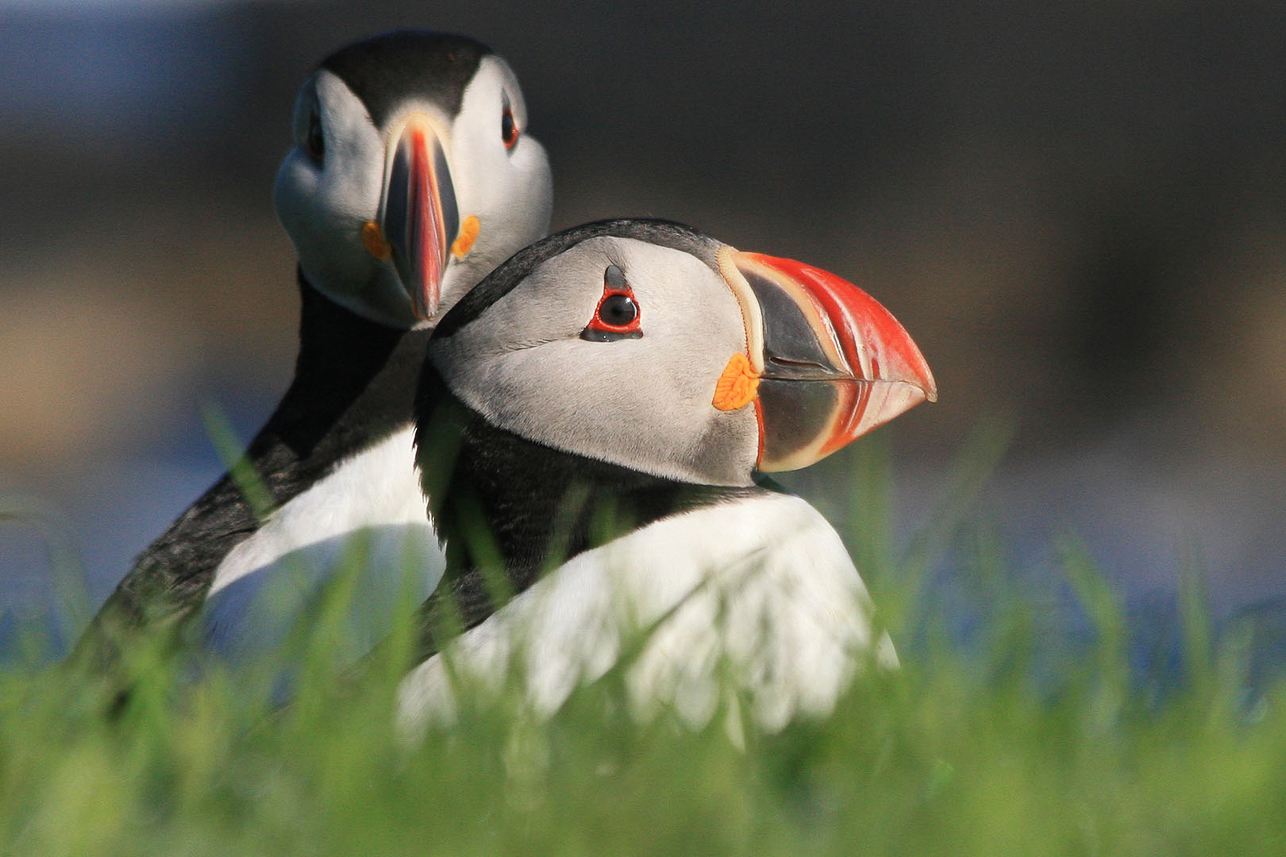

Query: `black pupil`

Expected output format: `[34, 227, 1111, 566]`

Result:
[501, 110, 515, 143]
[307, 110, 324, 161]
[600, 294, 637, 327]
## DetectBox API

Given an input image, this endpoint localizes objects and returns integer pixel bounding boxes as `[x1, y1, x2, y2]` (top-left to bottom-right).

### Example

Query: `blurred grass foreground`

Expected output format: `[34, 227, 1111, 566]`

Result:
[3, 427, 1286, 856]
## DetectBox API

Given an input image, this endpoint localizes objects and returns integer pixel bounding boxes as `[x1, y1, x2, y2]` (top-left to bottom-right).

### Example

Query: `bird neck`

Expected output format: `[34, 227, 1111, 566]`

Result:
[414, 365, 762, 595]
[265, 271, 432, 460]
[293, 273, 413, 397]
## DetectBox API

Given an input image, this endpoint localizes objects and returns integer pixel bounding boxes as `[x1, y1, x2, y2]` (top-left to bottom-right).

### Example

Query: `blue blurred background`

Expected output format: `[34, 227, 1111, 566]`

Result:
[1, 0, 1284, 663]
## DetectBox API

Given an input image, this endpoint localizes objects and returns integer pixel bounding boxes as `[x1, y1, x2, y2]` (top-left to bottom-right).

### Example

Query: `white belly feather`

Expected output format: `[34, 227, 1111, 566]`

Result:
[200, 427, 446, 659]
[397, 492, 895, 733]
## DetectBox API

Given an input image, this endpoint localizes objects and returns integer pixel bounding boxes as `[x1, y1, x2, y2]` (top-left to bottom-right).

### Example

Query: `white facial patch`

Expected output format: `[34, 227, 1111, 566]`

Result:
[437, 56, 552, 318]
[273, 70, 414, 326]
[430, 236, 762, 486]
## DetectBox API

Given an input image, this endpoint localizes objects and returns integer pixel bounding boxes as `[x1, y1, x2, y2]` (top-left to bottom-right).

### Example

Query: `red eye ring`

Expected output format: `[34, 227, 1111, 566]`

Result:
[592, 290, 639, 330]
[501, 106, 519, 150]
[581, 265, 642, 341]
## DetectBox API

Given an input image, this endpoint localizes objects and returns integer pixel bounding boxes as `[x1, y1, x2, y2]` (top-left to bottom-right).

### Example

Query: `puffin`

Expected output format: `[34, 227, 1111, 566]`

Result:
[72, 31, 553, 669]
[394, 219, 937, 731]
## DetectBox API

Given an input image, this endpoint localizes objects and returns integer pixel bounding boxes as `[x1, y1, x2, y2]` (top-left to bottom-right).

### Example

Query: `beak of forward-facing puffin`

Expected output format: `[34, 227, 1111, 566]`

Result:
[362, 113, 479, 322]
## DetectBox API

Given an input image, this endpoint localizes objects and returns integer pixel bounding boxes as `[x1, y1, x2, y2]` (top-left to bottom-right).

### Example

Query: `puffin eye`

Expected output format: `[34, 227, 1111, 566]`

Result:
[501, 96, 519, 150]
[581, 265, 642, 342]
[305, 104, 325, 164]
[599, 293, 637, 327]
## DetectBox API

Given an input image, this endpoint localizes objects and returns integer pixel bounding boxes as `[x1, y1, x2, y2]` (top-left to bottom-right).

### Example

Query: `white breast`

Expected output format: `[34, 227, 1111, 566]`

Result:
[201, 426, 446, 660]
[397, 492, 895, 733]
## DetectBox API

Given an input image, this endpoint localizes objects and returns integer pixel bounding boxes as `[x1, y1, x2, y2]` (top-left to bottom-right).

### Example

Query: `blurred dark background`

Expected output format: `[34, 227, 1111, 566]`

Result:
[2, 1, 1284, 649]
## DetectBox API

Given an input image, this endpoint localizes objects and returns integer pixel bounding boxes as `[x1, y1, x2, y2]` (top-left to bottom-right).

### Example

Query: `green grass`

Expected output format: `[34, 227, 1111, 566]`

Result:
[4, 425, 1286, 855]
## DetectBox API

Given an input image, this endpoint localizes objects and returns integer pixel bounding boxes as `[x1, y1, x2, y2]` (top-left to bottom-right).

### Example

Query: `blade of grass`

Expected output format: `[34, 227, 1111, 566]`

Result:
[0, 498, 90, 648]
[1176, 533, 1214, 703]
[199, 401, 274, 520]
[886, 416, 1014, 636]
[848, 430, 894, 588]
[1056, 531, 1128, 715]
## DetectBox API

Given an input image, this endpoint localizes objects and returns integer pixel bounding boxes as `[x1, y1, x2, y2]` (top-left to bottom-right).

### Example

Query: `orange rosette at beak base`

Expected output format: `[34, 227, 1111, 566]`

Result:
[712, 352, 761, 411]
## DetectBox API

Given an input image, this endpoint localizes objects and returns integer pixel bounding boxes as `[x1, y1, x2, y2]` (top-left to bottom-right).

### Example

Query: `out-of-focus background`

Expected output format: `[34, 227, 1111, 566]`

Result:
[1, 1, 1284, 653]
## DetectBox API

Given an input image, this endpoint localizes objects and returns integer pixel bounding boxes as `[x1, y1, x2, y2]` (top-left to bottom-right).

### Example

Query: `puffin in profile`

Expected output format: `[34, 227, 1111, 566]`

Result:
[396, 219, 937, 730]
[73, 31, 553, 667]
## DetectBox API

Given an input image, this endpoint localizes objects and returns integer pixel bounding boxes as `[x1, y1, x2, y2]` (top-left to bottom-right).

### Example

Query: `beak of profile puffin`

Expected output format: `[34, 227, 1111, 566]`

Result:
[715, 248, 938, 472]
[372, 114, 461, 321]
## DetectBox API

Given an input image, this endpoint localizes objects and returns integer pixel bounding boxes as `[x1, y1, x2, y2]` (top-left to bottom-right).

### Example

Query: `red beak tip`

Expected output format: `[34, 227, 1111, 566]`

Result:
[907, 363, 938, 404]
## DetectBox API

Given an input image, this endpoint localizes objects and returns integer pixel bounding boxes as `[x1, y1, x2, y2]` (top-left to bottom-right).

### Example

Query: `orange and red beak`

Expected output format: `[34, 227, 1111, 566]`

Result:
[717, 249, 937, 472]
[379, 116, 460, 321]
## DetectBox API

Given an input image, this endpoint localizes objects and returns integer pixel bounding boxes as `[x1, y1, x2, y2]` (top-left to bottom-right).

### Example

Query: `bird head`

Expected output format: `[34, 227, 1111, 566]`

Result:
[273, 31, 553, 328]
[426, 220, 937, 486]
